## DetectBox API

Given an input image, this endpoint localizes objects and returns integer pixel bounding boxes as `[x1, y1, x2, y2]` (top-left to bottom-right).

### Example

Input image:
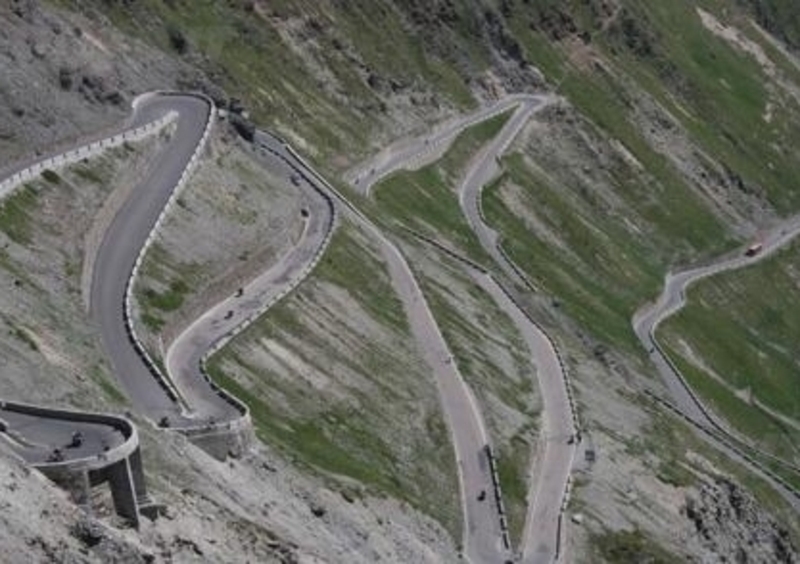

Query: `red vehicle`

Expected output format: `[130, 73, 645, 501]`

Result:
[745, 242, 763, 257]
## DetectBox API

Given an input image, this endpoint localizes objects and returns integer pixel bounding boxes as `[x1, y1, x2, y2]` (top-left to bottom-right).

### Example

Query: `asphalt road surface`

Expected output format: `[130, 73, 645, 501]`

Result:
[0, 408, 125, 465]
[0, 98, 174, 464]
[632, 218, 800, 510]
[450, 97, 578, 564]
[348, 94, 551, 198]
[88, 94, 242, 426]
[633, 220, 800, 426]
[458, 96, 552, 289]
[10, 84, 800, 558]
[348, 93, 577, 563]
[288, 143, 507, 563]
[472, 275, 576, 564]
[166, 135, 333, 421]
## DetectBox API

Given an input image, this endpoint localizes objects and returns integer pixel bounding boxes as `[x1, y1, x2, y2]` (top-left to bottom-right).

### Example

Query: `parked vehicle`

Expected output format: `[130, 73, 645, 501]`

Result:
[745, 242, 763, 257]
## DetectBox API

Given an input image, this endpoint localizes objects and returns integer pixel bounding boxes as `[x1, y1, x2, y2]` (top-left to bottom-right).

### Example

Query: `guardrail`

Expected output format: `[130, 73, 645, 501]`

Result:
[376, 96, 580, 558]
[490, 276, 580, 435]
[123, 92, 215, 415]
[0, 112, 177, 201]
[193, 133, 337, 363]
[484, 444, 511, 550]
[363, 104, 517, 193]
[646, 328, 800, 479]
[357, 95, 547, 196]
[400, 227, 489, 274]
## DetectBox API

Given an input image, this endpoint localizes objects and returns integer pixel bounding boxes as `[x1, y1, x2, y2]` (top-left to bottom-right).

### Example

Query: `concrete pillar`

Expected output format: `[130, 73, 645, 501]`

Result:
[106, 458, 140, 528]
[67, 469, 92, 509]
[129, 448, 149, 505]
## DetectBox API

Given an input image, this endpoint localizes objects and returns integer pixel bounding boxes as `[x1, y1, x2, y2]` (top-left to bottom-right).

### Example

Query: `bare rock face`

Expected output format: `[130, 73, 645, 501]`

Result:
[684, 478, 797, 563]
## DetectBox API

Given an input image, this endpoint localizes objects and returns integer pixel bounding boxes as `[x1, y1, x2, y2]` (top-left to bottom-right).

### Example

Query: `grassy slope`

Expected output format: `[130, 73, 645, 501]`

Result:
[132, 137, 302, 341]
[658, 240, 800, 463]
[207, 222, 460, 540]
[38, 0, 800, 556]
[372, 112, 541, 543]
[51, 0, 485, 168]
[482, 0, 800, 353]
[373, 110, 512, 263]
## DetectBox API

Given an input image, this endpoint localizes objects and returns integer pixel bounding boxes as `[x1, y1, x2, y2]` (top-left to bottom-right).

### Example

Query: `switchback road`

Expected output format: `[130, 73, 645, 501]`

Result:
[351, 93, 578, 563]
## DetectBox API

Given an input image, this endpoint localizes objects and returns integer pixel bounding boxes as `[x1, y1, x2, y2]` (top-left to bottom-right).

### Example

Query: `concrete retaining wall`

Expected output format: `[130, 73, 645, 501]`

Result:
[2, 400, 138, 472]
[0, 400, 148, 526]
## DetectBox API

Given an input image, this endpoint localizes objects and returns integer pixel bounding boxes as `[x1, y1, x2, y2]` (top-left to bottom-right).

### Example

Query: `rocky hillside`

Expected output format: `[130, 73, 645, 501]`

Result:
[2, 0, 800, 562]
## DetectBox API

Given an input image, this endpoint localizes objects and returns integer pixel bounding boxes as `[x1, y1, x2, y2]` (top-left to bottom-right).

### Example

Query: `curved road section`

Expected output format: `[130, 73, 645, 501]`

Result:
[458, 96, 552, 290]
[452, 96, 578, 564]
[632, 222, 800, 425]
[89, 94, 248, 432]
[351, 93, 578, 563]
[633, 220, 800, 508]
[348, 94, 550, 198]
[0, 402, 127, 465]
[165, 129, 335, 433]
[289, 145, 508, 563]
[0, 100, 186, 523]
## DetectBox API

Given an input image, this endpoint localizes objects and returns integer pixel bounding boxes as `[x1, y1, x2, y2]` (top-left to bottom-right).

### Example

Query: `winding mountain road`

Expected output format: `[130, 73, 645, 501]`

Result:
[8, 80, 799, 560]
[88, 94, 250, 432]
[289, 143, 509, 563]
[348, 94, 549, 199]
[0, 94, 201, 478]
[633, 217, 800, 509]
[453, 96, 579, 564]
[350, 93, 578, 563]
[165, 133, 334, 432]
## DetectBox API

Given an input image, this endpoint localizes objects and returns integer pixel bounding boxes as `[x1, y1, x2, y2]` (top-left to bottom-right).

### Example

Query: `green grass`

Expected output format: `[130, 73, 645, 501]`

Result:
[479, 87, 736, 352]
[70, 161, 106, 185]
[91, 365, 127, 405]
[141, 279, 190, 312]
[9, 323, 38, 352]
[597, 0, 800, 215]
[140, 312, 165, 332]
[373, 110, 513, 265]
[0, 184, 39, 245]
[209, 353, 459, 541]
[205, 222, 460, 540]
[135, 241, 205, 336]
[207, 364, 419, 498]
[660, 239, 800, 417]
[592, 529, 674, 563]
[640, 399, 800, 547]
[314, 225, 408, 332]
[52, 0, 484, 167]
[656, 240, 800, 462]
[41, 169, 61, 184]
[496, 434, 533, 545]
